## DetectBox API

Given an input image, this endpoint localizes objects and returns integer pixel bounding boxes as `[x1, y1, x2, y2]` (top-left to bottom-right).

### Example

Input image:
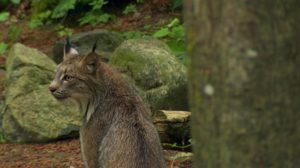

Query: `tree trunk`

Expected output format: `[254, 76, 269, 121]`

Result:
[184, 0, 300, 167]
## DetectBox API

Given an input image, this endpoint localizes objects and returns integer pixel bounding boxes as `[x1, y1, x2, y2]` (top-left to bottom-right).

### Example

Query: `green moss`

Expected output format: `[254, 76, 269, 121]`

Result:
[2, 43, 82, 143]
[6, 43, 56, 75]
[111, 39, 188, 110]
[5, 66, 54, 104]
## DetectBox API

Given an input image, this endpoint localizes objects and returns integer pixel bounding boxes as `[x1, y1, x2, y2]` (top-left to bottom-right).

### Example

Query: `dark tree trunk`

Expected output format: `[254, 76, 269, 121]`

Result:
[184, 0, 300, 167]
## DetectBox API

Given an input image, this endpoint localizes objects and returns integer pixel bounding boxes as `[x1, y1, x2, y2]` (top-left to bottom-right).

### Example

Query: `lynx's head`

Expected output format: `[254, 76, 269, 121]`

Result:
[49, 37, 100, 102]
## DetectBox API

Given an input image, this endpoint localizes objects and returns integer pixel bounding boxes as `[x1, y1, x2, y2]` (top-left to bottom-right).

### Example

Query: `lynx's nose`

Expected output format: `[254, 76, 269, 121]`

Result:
[49, 85, 57, 93]
[49, 82, 58, 93]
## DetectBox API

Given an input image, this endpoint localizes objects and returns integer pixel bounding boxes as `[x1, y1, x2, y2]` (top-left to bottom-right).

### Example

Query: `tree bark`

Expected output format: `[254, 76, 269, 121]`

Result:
[184, 0, 300, 167]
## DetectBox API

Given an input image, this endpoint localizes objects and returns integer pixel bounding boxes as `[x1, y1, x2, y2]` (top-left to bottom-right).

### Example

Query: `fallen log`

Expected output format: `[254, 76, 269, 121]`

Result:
[152, 110, 191, 149]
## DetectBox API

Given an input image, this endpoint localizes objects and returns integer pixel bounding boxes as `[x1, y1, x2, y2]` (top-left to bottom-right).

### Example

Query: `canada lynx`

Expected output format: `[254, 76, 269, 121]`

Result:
[49, 38, 165, 168]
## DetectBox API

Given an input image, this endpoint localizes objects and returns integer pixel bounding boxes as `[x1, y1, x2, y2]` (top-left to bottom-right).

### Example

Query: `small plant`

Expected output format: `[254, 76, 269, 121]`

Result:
[28, 0, 122, 27]
[51, 0, 76, 19]
[0, 12, 10, 22]
[29, 10, 52, 28]
[10, 0, 20, 4]
[0, 0, 20, 6]
[122, 31, 145, 39]
[79, 13, 116, 26]
[55, 25, 73, 37]
[30, 0, 76, 28]
[152, 18, 187, 65]
[153, 18, 183, 38]
[8, 25, 22, 42]
[0, 42, 8, 55]
[90, 0, 108, 10]
[123, 4, 137, 15]
[79, 0, 116, 26]
[153, 28, 170, 38]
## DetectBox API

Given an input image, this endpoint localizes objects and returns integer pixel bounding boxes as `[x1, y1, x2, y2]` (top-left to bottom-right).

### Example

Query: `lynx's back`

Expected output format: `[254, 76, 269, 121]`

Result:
[49, 38, 165, 168]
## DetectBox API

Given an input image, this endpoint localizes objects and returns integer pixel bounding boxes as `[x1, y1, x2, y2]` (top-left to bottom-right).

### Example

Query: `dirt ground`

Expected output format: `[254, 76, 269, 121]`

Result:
[0, 2, 191, 168]
[0, 139, 192, 168]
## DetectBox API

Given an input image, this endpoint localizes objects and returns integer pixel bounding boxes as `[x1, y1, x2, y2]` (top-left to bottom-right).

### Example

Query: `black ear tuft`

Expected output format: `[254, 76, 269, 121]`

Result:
[64, 36, 71, 54]
[92, 40, 97, 53]
[63, 36, 79, 61]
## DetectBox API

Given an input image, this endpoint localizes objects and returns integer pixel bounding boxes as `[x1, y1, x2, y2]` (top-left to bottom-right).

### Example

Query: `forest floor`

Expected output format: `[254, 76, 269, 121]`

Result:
[0, 2, 192, 168]
[0, 139, 192, 168]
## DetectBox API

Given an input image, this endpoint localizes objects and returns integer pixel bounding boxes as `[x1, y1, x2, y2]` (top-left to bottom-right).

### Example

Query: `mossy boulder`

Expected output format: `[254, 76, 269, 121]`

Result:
[110, 39, 188, 110]
[52, 30, 123, 63]
[0, 43, 81, 143]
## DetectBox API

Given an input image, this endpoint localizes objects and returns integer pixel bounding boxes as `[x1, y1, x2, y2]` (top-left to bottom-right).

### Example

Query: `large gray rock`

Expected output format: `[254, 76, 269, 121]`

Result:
[0, 43, 81, 143]
[110, 39, 188, 110]
[52, 30, 123, 63]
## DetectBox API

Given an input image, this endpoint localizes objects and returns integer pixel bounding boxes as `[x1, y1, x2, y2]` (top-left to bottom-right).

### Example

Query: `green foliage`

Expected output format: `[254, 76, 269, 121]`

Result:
[123, 4, 137, 15]
[167, 18, 180, 27]
[31, 0, 56, 19]
[136, 0, 144, 3]
[30, 0, 76, 27]
[51, 0, 76, 19]
[0, 133, 5, 143]
[0, 12, 10, 22]
[79, 0, 116, 26]
[8, 25, 22, 42]
[0, 0, 19, 5]
[122, 31, 146, 39]
[153, 18, 183, 39]
[153, 28, 170, 38]
[29, 10, 52, 28]
[121, 18, 186, 65]
[153, 18, 187, 65]
[89, 0, 108, 10]
[79, 13, 115, 26]
[120, 18, 187, 65]
[0, 42, 8, 54]
[79, 13, 99, 26]
[0, 24, 22, 54]
[99, 13, 116, 23]
[30, 0, 115, 27]
[55, 25, 73, 37]
[10, 0, 20, 4]
[169, 25, 185, 39]
[172, 0, 183, 10]
[0, 0, 8, 4]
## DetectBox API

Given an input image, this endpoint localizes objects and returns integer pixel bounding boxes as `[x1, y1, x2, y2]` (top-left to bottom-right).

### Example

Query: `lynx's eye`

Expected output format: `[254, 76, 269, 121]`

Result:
[63, 75, 74, 81]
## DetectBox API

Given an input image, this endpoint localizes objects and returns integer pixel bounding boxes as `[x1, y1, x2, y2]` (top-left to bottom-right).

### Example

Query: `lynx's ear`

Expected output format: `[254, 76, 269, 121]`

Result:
[80, 42, 99, 74]
[81, 52, 99, 74]
[64, 37, 79, 61]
